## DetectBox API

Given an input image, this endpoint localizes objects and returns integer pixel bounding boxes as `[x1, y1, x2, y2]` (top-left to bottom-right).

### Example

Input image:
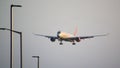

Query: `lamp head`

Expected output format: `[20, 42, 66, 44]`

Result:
[11, 4, 22, 7]
[0, 28, 6, 30]
[32, 56, 39, 58]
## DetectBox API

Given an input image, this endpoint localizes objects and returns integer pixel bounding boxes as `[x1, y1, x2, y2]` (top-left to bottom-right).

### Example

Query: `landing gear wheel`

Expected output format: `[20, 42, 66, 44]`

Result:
[60, 43, 63, 45]
[72, 43, 76, 45]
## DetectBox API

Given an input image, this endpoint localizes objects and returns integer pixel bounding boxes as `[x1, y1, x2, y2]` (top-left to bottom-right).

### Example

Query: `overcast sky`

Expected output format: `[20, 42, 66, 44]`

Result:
[0, 0, 120, 68]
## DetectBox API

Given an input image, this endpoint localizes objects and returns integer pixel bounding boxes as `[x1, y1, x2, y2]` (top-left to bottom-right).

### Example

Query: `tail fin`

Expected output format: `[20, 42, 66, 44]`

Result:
[73, 26, 78, 36]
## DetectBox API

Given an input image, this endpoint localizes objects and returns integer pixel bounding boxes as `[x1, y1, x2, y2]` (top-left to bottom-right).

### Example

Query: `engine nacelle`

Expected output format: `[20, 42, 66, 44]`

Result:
[50, 37, 56, 42]
[75, 37, 81, 42]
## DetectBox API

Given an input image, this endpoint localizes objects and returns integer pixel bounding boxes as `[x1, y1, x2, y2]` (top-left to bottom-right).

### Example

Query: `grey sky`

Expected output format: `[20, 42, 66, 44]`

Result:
[0, 0, 120, 68]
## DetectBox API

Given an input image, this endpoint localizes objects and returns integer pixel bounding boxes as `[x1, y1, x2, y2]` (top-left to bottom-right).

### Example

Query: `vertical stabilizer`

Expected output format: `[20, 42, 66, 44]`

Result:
[73, 26, 78, 36]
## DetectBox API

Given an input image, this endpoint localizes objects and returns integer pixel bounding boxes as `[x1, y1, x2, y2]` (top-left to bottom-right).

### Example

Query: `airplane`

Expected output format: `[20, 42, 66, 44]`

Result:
[34, 29, 108, 45]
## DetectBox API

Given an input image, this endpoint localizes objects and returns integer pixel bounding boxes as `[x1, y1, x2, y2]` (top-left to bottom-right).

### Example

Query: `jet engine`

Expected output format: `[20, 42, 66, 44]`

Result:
[50, 37, 56, 42]
[75, 37, 81, 42]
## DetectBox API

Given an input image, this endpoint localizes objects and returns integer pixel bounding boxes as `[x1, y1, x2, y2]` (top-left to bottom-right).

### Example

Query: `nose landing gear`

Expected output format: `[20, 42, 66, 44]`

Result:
[59, 40, 63, 45]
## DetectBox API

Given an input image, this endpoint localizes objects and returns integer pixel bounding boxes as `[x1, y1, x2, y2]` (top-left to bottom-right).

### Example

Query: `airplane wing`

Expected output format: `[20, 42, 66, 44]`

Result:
[34, 34, 58, 39]
[67, 33, 109, 40]
[80, 34, 108, 39]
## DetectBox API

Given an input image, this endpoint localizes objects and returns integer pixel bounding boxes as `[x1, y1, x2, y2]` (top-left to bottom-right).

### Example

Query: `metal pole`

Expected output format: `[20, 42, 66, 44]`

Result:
[0, 28, 23, 68]
[10, 5, 13, 68]
[10, 4, 22, 68]
[32, 56, 40, 68]
[38, 57, 39, 68]
[20, 32, 23, 68]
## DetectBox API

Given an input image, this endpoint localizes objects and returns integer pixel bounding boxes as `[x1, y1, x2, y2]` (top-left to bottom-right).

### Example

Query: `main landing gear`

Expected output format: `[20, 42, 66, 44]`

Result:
[59, 42, 63, 45]
[59, 42, 76, 45]
[59, 40, 76, 45]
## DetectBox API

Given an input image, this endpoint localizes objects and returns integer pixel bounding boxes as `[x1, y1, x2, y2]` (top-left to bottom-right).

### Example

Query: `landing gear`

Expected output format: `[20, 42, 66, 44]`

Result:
[72, 42, 76, 45]
[59, 42, 63, 45]
[59, 40, 63, 45]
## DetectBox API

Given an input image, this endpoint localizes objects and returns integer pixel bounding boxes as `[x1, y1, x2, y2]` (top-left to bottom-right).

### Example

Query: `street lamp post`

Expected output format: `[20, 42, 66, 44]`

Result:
[32, 56, 40, 68]
[0, 28, 23, 68]
[10, 4, 22, 68]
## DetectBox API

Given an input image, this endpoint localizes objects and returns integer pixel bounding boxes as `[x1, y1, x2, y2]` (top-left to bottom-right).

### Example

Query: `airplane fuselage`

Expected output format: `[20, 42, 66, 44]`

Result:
[58, 32, 74, 39]
[57, 31, 80, 44]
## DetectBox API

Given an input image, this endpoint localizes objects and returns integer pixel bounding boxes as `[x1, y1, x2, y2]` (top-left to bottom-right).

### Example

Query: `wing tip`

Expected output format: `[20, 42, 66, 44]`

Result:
[94, 33, 109, 37]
